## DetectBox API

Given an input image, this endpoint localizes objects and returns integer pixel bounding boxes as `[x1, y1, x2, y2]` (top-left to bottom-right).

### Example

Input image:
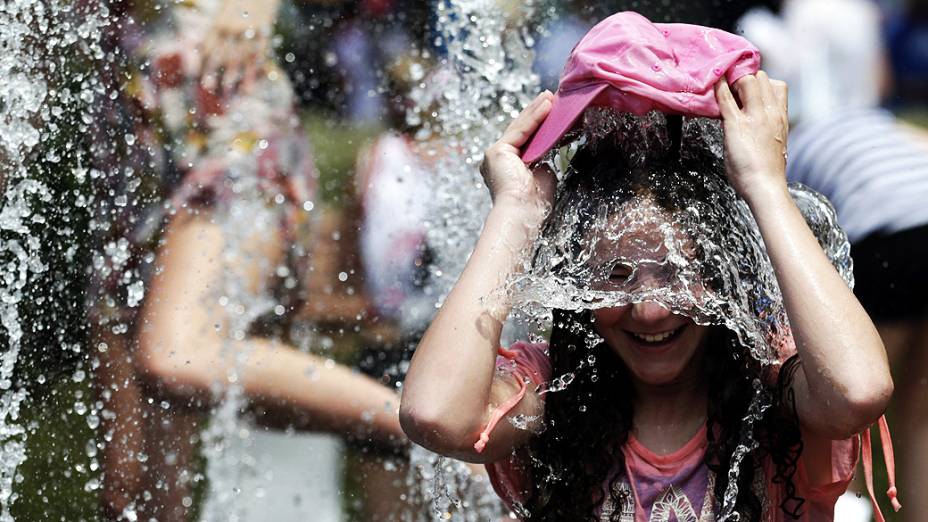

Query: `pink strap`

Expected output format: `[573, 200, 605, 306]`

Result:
[861, 415, 901, 522]
[474, 375, 528, 453]
[474, 348, 532, 453]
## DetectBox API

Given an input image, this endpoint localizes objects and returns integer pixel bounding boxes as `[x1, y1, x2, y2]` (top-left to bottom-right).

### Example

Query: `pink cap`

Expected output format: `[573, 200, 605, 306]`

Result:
[522, 11, 761, 163]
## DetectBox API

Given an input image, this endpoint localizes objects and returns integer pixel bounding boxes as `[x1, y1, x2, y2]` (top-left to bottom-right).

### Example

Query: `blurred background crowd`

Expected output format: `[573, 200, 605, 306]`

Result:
[3, 0, 927, 521]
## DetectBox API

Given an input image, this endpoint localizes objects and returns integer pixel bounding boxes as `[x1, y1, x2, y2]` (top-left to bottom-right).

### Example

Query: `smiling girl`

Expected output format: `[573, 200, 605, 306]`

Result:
[399, 12, 897, 520]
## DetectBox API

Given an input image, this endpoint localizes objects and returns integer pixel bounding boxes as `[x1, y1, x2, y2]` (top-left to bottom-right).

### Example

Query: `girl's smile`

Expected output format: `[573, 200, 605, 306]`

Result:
[625, 323, 685, 346]
[594, 302, 709, 386]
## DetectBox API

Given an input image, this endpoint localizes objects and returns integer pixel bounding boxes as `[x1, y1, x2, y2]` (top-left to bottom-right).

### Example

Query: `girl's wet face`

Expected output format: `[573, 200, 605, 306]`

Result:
[588, 199, 710, 386]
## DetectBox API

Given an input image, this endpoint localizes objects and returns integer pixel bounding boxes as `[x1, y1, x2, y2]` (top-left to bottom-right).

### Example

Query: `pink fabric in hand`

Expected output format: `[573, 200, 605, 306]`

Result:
[522, 11, 761, 163]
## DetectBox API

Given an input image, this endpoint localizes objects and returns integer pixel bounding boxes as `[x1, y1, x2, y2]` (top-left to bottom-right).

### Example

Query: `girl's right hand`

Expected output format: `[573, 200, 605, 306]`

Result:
[479, 91, 556, 224]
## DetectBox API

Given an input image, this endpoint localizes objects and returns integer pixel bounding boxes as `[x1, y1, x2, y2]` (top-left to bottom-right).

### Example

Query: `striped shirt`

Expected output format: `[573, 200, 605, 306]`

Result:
[787, 108, 928, 243]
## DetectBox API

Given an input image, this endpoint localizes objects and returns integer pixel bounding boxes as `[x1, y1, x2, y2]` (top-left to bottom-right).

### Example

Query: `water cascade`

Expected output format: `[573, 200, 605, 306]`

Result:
[0, 2, 109, 520]
[416, 0, 546, 302]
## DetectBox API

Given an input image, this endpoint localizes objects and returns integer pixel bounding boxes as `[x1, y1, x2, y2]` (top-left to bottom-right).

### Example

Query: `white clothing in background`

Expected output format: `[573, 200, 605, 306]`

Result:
[738, 0, 884, 122]
[787, 108, 928, 243]
[357, 134, 433, 333]
[201, 431, 344, 522]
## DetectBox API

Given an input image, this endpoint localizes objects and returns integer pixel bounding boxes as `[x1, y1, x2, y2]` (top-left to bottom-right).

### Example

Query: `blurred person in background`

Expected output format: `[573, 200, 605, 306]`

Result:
[344, 54, 498, 519]
[348, 56, 440, 517]
[354, 55, 446, 385]
[741, 1, 928, 519]
[89, 1, 409, 520]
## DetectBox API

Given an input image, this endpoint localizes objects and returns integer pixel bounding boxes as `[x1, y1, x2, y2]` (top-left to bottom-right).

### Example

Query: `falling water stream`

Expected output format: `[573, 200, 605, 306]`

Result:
[1, 2, 110, 520]
[416, 0, 545, 302]
[403, 1, 548, 519]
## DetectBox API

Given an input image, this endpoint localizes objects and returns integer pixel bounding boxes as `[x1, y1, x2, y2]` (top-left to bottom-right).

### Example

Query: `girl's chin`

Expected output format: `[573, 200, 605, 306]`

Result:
[629, 365, 691, 386]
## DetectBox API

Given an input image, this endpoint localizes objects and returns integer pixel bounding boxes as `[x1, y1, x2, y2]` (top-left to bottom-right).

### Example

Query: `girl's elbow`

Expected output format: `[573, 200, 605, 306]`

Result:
[135, 321, 213, 392]
[853, 375, 894, 420]
[397, 404, 432, 447]
[837, 375, 894, 437]
[399, 401, 480, 456]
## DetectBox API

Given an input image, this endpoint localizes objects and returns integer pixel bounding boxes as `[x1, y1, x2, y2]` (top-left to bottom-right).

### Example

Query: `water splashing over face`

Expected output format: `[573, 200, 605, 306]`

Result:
[511, 109, 853, 365]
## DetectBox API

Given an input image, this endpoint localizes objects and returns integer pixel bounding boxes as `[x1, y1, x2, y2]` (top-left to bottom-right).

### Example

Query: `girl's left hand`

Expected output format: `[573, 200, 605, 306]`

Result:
[715, 71, 789, 202]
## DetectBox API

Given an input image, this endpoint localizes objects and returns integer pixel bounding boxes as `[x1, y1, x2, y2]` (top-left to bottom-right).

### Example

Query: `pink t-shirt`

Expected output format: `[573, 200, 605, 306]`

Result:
[484, 342, 860, 522]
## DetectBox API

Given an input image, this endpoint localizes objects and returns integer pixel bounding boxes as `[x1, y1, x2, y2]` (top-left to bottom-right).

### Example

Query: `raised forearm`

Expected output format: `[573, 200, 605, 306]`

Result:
[401, 200, 541, 452]
[142, 328, 403, 443]
[237, 340, 403, 443]
[401, 92, 554, 456]
[745, 182, 892, 437]
[716, 72, 892, 438]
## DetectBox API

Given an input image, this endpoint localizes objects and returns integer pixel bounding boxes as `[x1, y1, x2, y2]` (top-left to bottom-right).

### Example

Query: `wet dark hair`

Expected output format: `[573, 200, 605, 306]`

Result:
[522, 121, 805, 521]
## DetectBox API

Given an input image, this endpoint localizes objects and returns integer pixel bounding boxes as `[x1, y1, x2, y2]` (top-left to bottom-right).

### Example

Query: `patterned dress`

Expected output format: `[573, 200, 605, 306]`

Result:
[88, 0, 316, 330]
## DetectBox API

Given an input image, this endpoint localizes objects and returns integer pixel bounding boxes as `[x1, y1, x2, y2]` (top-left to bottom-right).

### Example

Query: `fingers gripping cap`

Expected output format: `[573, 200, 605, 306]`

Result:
[521, 11, 761, 164]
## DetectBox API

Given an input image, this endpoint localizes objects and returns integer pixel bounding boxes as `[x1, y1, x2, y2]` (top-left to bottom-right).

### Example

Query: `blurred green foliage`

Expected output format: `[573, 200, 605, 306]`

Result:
[303, 114, 382, 208]
[11, 380, 98, 521]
